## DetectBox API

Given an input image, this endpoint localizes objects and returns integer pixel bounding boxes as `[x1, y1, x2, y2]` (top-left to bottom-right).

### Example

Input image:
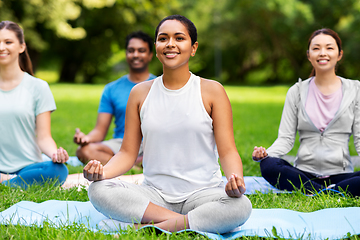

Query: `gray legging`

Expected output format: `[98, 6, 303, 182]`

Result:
[88, 179, 252, 234]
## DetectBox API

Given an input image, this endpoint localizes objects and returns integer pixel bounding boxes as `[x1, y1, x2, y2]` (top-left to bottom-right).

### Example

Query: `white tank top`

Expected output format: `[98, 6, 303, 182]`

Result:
[140, 73, 223, 203]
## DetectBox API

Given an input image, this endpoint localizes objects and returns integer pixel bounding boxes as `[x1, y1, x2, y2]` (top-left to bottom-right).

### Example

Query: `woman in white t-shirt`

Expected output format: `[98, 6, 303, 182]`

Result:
[0, 21, 69, 188]
[83, 15, 252, 234]
[253, 28, 360, 196]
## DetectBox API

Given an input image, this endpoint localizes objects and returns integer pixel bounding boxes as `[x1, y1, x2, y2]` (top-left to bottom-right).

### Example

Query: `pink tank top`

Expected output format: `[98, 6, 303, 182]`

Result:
[305, 79, 342, 132]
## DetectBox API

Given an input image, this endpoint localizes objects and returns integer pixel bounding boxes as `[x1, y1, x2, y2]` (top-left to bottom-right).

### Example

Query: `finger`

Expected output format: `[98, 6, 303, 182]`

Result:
[84, 161, 97, 181]
[62, 149, 69, 162]
[93, 162, 102, 180]
[52, 153, 58, 163]
[74, 129, 80, 142]
[56, 148, 63, 163]
[230, 175, 242, 197]
[83, 160, 94, 171]
[83, 162, 93, 180]
[230, 174, 238, 188]
[225, 182, 235, 197]
[225, 175, 234, 195]
[253, 150, 260, 159]
[239, 185, 246, 195]
[234, 175, 246, 195]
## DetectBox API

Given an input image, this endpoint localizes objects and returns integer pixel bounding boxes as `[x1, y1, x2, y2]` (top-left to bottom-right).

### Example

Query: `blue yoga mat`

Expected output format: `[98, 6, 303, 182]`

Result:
[42, 154, 84, 167]
[1, 200, 359, 239]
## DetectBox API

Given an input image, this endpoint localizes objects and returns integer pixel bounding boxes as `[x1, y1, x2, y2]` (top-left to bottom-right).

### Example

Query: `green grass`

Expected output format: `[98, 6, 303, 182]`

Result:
[1, 84, 360, 239]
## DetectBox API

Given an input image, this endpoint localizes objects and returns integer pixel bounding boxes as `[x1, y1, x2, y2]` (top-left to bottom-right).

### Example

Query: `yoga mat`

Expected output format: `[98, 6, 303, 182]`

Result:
[1, 200, 359, 239]
[42, 154, 84, 167]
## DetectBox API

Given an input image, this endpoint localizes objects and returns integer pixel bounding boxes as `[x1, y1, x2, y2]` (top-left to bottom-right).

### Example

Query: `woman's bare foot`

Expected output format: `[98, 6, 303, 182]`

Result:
[0, 173, 17, 183]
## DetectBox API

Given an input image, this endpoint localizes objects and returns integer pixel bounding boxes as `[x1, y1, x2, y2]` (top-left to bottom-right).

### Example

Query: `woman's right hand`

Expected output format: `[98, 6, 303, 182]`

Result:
[252, 146, 268, 161]
[73, 128, 90, 145]
[83, 160, 106, 181]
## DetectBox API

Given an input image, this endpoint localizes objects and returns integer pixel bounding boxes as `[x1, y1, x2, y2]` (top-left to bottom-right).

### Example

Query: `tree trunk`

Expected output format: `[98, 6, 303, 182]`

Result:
[59, 59, 80, 83]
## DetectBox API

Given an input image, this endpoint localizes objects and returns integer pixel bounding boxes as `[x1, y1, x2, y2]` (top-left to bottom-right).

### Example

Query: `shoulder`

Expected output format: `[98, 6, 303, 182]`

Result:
[200, 77, 226, 95]
[339, 77, 360, 102]
[23, 73, 51, 92]
[24, 73, 48, 85]
[127, 79, 155, 108]
[102, 75, 131, 96]
[339, 76, 360, 88]
[199, 78, 229, 110]
[105, 75, 129, 88]
[131, 79, 155, 95]
[287, 77, 311, 96]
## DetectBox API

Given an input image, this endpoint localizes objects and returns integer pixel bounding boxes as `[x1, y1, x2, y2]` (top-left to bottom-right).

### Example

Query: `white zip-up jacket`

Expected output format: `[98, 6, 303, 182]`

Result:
[267, 77, 360, 176]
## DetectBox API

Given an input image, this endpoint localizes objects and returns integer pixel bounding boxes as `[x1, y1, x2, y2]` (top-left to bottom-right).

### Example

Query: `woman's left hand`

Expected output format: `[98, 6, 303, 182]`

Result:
[51, 147, 69, 164]
[225, 173, 246, 198]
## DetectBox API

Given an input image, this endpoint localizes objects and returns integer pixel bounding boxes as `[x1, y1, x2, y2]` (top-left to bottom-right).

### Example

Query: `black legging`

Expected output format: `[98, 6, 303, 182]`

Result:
[260, 157, 360, 196]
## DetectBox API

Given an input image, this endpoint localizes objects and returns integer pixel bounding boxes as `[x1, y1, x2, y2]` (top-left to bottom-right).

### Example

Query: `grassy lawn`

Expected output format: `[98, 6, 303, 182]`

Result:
[1, 84, 360, 239]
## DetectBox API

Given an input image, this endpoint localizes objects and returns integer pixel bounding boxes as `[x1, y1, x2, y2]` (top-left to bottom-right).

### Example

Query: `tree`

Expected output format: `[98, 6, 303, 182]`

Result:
[0, 0, 86, 70]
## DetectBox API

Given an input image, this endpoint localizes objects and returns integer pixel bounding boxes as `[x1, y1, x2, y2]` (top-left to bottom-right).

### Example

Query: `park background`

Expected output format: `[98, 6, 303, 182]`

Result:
[2, 1, 360, 239]
[1, 0, 360, 176]
[2, 0, 360, 85]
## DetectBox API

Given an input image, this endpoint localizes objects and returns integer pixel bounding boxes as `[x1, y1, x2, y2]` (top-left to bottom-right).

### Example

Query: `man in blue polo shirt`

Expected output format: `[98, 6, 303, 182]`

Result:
[74, 31, 156, 165]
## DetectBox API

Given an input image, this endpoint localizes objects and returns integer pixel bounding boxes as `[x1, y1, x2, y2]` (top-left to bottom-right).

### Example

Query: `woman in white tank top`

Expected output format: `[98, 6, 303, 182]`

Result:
[83, 15, 252, 234]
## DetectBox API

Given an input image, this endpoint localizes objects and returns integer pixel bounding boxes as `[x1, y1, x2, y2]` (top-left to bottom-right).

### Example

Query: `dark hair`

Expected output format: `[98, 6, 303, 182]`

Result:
[308, 28, 342, 77]
[0, 21, 33, 76]
[125, 31, 153, 53]
[155, 15, 197, 46]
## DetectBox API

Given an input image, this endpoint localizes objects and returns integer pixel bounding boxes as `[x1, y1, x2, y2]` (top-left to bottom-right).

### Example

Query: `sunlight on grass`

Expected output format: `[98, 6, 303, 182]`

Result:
[225, 86, 288, 103]
[50, 84, 106, 101]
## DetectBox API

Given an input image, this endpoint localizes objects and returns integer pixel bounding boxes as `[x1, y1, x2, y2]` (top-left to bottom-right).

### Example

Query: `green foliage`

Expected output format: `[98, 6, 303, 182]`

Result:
[4, 0, 360, 84]
[0, 0, 85, 51]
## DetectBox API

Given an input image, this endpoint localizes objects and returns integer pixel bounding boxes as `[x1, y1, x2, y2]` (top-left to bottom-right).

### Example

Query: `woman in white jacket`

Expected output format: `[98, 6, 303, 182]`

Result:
[253, 28, 360, 196]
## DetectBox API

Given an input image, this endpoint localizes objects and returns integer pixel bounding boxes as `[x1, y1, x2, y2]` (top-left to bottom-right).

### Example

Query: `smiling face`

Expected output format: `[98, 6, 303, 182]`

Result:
[126, 38, 153, 73]
[155, 20, 198, 70]
[0, 29, 25, 68]
[307, 33, 343, 75]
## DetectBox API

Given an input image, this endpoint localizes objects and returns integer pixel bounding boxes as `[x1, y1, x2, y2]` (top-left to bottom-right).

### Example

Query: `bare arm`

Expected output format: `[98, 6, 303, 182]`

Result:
[36, 111, 69, 163]
[201, 79, 245, 197]
[74, 113, 112, 145]
[83, 82, 151, 181]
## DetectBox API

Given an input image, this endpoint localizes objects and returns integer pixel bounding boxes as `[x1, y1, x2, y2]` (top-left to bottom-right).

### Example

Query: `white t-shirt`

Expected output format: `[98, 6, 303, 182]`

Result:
[140, 73, 223, 203]
[0, 73, 56, 173]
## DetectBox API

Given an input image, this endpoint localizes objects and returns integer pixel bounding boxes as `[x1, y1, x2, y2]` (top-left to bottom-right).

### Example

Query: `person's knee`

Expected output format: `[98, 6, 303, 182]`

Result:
[76, 144, 94, 164]
[76, 144, 113, 165]
[193, 195, 252, 234]
[45, 162, 69, 185]
[260, 157, 284, 179]
[88, 180, 118, 204]
[229, 195, 252, 223]
[88, 180, 106, 196]
[54, 163, 68, 184]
